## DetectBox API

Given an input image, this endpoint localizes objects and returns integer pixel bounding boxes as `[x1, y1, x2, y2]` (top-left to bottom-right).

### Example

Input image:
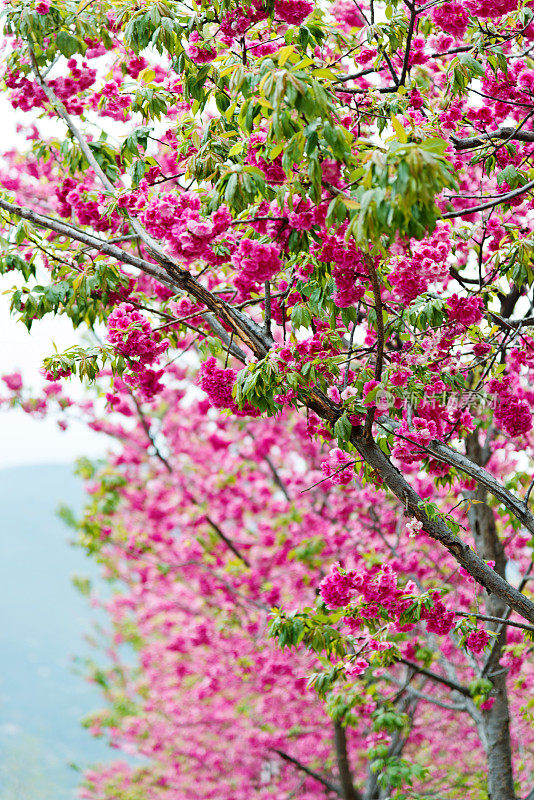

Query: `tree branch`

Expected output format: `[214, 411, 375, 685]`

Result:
[442, 178, 534, 219]
[397, 658, 472, 697]
[264, 455, 291, 501]
[398, 4, 417, 87]
[394, 682, 467, 711]
[350, 432, 534, 624]
[454, 611, 534, 635]
[451, 126, 534, 151]
[205, 515, 251, 567]
[377, 416, 534, 543]
[129, 391, 173, 473]
[271, 748, 342, 796]
[0, 195, 270, 359]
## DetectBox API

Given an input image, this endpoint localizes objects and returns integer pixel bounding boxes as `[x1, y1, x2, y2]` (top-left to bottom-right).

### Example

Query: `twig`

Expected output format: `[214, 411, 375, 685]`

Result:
[271, 748, 342, 796]
[129, 391, 173, 473]
[398, 4, 417, 87]
[264, 280, 272, 338]
[442, 177, 534, 219]
[454, 611, 534, 635]
[397, 658, 471, 697]
[300, 460, 360, 493]
[205, 515, 251, 567]
[264, 455, 291, 502]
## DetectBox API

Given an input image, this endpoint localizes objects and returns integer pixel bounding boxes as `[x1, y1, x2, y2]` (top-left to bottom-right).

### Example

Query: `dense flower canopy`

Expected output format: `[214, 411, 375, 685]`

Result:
[1, 0, 534, 798]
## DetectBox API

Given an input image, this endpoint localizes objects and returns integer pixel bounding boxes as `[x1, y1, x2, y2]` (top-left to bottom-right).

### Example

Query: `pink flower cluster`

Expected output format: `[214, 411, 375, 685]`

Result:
[5, 61, 95, 115]
[246, 131, 286, 184]
[389, 223, 452, 304]
[466, 629, 490, 653]
[320, 564, 454, 637]
[90, 79, 133, 122]
[320, 448, 355, 486]
[2, 372, 23, 392]
[220, 1, 268, 42]
[466, 0, 518, 16]
[199, 358, 260, 417]
[431, 2, 470, 38]
[231, 239, 282, 298]
[274, 0, 313, 24]
[36, 1, 50, 12]
[315, 229, 369, 307]
[140, 192, 233, 265]
[391, 416, 438, 464]
[420, 592, 455, 635]
[106, 304, 169, 401]
[331, 0, 365, 31]
[276, 324, 342, 384]
[488, 377, 532, 438]
[446, 293, 484, 326]
[185, 31, 217, 64]
[320, 563, 358, 607]
[56, 178, 123, 233]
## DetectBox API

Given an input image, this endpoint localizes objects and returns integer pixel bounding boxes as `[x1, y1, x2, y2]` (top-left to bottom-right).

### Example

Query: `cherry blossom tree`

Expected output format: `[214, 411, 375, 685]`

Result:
[1, 0, 534, 797]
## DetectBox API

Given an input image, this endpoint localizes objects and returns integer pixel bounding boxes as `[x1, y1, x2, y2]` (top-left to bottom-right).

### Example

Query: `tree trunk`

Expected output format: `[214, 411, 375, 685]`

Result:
[334, 722, 362, 800]
[465, 433, 516, 800]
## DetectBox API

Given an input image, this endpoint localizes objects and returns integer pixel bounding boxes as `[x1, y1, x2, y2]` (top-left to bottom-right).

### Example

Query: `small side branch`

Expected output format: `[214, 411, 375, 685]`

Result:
[442, 178, 534, 219]
[455, 611, 534, 635]
[130, 391, 173, 474]
[264, 455, 291, 501]
[272, 748, 342, 796]
[397, 658, 472, 698]
[205, 515, 251, 568]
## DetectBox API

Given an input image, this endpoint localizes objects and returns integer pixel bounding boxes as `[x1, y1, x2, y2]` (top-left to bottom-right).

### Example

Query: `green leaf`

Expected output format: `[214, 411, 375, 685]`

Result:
[56, 31, 80, 58]
[333, 414, 352, 441]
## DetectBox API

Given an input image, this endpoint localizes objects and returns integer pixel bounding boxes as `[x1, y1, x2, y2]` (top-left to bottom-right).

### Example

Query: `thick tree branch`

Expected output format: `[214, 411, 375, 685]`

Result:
[451, 127, 534, 151]
[429, 439, 534, 538]
[0, 195, 269, 360]
[464, 433, 516, 800]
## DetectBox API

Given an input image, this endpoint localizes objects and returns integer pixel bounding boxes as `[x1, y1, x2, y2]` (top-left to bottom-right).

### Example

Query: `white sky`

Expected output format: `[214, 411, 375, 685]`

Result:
[0, 298, 108, 468]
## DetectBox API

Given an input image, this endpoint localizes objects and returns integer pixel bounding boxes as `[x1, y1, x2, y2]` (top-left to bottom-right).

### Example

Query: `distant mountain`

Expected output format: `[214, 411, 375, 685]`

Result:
[0, 464, 115, 799]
